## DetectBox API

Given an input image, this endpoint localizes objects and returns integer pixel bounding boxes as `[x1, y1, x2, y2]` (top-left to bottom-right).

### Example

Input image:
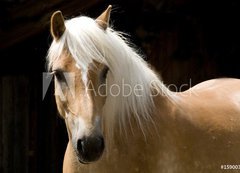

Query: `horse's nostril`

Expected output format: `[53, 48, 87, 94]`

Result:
[76, 135, 104, 163]
[77, 138, 84, 154]
[98, 136, 104, 150]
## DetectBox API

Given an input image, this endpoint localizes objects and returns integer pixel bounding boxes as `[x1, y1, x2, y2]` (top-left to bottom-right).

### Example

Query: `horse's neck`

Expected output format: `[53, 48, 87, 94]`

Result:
[102, 92, 178, 167]
[109, 92, 177, 144]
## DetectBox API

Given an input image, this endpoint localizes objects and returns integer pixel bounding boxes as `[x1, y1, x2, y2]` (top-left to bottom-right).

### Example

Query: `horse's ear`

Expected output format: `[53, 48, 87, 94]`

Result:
[96, 5, 112, 30]
[50, 11, 66, 40]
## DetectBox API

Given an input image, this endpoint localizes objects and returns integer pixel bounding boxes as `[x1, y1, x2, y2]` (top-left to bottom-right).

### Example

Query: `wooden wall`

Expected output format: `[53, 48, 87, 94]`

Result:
[0, 76, 29, 173]
[0, 74, 68, 173]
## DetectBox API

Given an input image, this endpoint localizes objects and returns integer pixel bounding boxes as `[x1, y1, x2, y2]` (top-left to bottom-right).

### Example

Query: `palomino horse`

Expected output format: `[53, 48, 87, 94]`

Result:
[47, 5, 240, 173]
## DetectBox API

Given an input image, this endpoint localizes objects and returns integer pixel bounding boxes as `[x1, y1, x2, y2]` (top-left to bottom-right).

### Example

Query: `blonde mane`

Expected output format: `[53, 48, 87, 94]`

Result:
[47, 15, 175, 137]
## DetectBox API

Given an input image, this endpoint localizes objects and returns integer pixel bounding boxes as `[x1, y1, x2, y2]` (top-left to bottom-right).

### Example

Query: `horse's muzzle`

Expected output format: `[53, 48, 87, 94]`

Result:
[76, 134, 104, 163]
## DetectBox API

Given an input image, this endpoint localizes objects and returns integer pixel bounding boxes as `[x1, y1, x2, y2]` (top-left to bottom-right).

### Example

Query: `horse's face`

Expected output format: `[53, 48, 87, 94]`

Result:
[49, 6, 112, 163]
[52, 51, 108, 163]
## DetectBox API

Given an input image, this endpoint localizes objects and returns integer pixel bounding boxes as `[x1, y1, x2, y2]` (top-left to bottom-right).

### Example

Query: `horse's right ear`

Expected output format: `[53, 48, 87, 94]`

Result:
[96, 5, 112, 30]
[50, 11, 66, 40]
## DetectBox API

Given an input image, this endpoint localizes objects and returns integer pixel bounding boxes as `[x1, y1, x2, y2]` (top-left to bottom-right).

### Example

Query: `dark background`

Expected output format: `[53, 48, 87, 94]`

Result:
[0, 0, 240, 172]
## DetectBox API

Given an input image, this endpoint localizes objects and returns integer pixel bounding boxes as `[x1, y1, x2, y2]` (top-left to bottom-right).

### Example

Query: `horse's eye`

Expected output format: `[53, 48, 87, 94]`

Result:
[53, 70, 65, 82]
[100, 66, 109, 82]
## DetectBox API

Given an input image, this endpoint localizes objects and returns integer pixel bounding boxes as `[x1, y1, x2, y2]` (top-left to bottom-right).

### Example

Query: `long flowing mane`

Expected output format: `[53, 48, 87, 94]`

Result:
[47, 15, 176, 136]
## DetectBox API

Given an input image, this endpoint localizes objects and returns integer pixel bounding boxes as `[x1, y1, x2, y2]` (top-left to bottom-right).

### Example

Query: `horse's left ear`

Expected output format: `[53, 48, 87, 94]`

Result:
[96, 5, 112, 30]
[50, 11, 66, 40]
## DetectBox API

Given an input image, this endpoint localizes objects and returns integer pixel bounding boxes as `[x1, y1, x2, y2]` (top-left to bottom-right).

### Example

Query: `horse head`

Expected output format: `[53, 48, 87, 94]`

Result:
[49, 5, 112, 164]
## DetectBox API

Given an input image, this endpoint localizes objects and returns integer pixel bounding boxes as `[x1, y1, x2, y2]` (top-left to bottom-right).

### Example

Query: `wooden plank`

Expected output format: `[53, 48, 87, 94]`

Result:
[13, 76, 29, 173]
[2, 77, 14, 173]
[28, 75, 39, 173]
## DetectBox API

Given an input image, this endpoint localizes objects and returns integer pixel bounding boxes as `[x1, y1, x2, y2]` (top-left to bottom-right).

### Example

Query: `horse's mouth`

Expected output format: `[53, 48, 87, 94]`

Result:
[76, 155, 91, 164]
[75, 149, 103, 164]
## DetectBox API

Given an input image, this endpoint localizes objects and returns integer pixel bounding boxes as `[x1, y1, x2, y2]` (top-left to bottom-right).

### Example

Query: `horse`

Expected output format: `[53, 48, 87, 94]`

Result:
[47, 5, 240, 173]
